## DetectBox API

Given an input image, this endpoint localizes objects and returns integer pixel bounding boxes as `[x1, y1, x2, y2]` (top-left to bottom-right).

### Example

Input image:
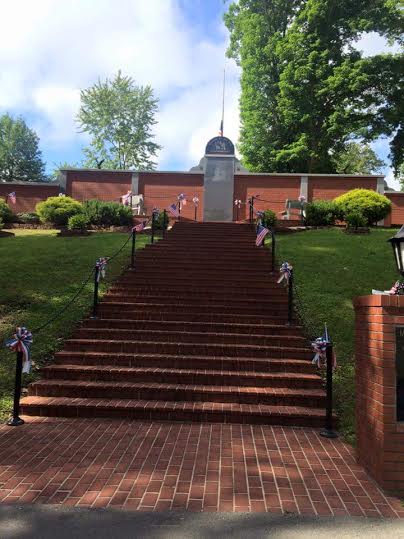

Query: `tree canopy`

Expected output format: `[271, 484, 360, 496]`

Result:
[0, 113, 47, 182]
[77, 71, 161, 170]
[225, 0, 403, 175]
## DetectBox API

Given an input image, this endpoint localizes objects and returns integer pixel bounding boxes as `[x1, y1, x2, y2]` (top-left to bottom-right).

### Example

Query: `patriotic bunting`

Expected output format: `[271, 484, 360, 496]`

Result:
[96, 257, 108, 281]
[167, 203, 179, 218]
[178, 193, 187, 208]
[192, 196, 199, 206]
[6, 327, 33, 374]
[234, 199, 242, 208]
[311, 325, 337, 369]
[277, 262, 293, 284]
[8, 192, 16, 205]
[256, 225, 269, 246]
[298, 195, 306, 203]
[133, 221, 147, 233]
[121, 191, 132, 206]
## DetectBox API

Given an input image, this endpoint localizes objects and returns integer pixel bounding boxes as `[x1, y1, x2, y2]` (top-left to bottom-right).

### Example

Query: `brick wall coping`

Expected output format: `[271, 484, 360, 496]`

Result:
[386, 191, 404, 196]
[353, 294, 404, 308]
[0, 181, 59, 186]
[61, 168, 203, 175]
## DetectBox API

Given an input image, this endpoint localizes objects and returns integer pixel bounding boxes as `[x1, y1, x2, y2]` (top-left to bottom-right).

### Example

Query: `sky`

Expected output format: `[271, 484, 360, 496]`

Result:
[0, 0, 400, 188]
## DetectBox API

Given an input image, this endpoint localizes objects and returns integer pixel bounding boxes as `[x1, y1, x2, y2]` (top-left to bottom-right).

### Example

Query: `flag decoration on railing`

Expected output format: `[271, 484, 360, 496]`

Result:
[121, 190, 132, 206]
[372, 280, 404, 295]
[133, 221, 147, 233]
[152, 207, 160, 216]
[8, 192, 16, 205]
[167, 203, 179, 218]
[277, 262, 293, 284]
[192, 196, 199, 206]
[58, 192, 66, 197]
[298, 195, 306, 203]
[6, 327, 33, 374]
[96, 257, 108, 281]
[256, 224, 269, 246]
[234, 199, 242, 208]
[178, 193, 187, 209]
[311, 325, 337, 369]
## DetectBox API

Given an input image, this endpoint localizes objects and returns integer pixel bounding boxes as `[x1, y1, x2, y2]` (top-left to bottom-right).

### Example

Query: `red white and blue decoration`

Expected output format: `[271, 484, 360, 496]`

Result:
[6, 327, 33, 374]
[192, 196, 199, 206]
[311, 324, 337, 369]
[167, 203, 179, 218]
[152, 207, 160, 217]
[256, 224, 269, 246]
[234, 199, 242, 208]
[121, 191, 132, 206]
[277, 262, 293, 284]
[177, 193, 187, 209]
[96, 257, 108, 281]
[7, 192, 16, 205]
[133, 221, 147, 233]
[372, 280, 404, 295]
[298, 194, 306, 203]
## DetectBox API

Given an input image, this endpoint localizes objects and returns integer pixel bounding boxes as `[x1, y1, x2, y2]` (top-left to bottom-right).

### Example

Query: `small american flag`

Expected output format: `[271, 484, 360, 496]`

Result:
[167, 203, 179, 217]
[133, 220, 147, 233]
[256, 225, 269, 246]
[8, 192, 16, 205]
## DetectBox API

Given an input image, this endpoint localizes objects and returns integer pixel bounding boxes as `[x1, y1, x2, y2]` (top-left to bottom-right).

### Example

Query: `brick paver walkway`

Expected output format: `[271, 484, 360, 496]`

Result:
[0, 417, 403, 518]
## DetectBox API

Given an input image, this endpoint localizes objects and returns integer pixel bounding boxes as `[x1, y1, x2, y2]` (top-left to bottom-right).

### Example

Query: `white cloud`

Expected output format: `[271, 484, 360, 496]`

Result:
[0, 0, 240, 165]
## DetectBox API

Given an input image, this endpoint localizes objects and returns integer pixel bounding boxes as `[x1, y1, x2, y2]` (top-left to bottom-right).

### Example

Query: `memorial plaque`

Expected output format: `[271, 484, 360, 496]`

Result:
[395, 327, 404, 421]
[205, 136, 235, 156]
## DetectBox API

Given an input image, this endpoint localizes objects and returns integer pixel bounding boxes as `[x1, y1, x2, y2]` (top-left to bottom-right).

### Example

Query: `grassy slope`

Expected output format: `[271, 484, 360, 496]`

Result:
[277, 227, 398, 443]
[0, 229, 153, 418]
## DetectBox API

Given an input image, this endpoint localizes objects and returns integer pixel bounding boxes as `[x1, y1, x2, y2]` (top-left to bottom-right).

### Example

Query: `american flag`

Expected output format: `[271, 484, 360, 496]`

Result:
[8, 192, 16, 205]
[167, 203, 179, 217]
[133, 220, 147, 232]
[256, 225, 269, 246]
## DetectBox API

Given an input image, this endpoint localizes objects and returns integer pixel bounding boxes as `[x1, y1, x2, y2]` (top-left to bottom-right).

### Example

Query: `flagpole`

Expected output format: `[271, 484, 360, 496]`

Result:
[220, 68, 225, 136]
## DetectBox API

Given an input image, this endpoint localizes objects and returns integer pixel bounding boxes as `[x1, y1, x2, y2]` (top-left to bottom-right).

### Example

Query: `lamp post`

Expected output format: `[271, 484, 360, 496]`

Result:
[388, 225, 404, 276]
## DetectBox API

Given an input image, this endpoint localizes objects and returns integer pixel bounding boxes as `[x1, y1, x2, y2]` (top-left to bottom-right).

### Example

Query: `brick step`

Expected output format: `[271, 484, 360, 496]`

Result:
[143, 245, 263, 253]
[102, 294, 288, 307]
[128, 268, 275, 278]
[117, 277, 283, 290]
[20, 396, 325, 427]
[108, 287, 286, 298]
[28, 379, 325, 407]
[83, 318, 303, 336]
[98, 301, 289, 315]
[54, 351, 315, 373]
[63, 339, 309, 359]
[95, 310, 288, 324]
[73, 328, 304, 347]
[42, 364, 322, 389]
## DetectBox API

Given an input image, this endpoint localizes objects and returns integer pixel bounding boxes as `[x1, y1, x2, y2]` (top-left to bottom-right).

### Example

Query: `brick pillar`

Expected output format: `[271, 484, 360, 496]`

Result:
[354, 295, 404, 496]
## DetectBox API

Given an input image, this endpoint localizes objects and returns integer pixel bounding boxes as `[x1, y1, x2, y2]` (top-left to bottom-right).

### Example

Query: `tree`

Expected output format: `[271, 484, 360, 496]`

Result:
[50, 161, 80, 183]
[77, 71, 161, 170]
[0, 113, 47, 182]
[225, 0, 403, 174]
[333, 142, 385, 175]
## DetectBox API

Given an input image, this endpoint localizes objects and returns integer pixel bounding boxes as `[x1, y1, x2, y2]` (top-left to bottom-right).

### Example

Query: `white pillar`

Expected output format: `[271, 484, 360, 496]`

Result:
[300, 175, 308, 200]
[131, 172, 139, 194]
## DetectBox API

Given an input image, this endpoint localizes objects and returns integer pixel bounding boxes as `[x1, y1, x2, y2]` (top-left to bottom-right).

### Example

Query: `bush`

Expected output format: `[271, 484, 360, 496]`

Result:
[154, 211, 169, 230]
[345, 211, 367, 229]
[0, 198, 13, 223]
[36, 196, 83, 226]
[334, 189, 391, 225]
[67, 214, 89, 231]
[261, 210, 277, 229]
[83, 200, 133, 227]
[0, 218, 3, 230]
[17, 212, 40, 224]
[304, 200, 338, 226]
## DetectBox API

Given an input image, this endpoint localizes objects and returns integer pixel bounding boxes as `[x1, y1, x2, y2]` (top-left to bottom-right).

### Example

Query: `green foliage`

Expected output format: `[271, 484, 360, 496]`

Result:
[154, 211, 168, 230]
[345, 211, 367, 229]
[36, 196, 84, 226]
[261, 210, 277, 229]
[67, 214, 89, 231]
[304, 200, 338, 226]
[77, 71, 162, 170]
[334, 189, 391, 225]
[225, 0, 403, 173]
[0, 218, 3, 230]
[83, 199, 133, 227]
[17, 212, 40, 224]
[0, 113, 47, 182]
[50, 161, 80, 182]
[0, 198, 13, 223]
[334, 142, 385, 175]
[277, 228, 400, 442]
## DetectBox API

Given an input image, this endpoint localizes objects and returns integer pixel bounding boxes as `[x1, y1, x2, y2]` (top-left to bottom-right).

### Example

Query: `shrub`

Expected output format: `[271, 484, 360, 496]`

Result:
[304, 200, 338, 226]
[154, 211, 169, 230]
[0, 198, 13, 223]
[345, 211, 367, 229]
[17, 212, 40, 224]
[261, 209, 277, 229]
[334, 189, 391, 225]
[0, 218, 3, 230]
[67, 214, 89, 231]
[83, 199, 133, 227]
[36, 196, 83, 226]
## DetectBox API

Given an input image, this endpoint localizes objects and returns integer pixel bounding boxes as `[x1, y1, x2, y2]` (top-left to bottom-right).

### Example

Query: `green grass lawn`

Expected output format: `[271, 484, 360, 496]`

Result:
[0, 229, 156, 419]
[277, 227, 399, 443]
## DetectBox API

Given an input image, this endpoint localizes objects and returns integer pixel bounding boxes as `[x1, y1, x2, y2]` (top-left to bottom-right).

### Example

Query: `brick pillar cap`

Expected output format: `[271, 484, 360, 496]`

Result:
[353, 295, 404, 307]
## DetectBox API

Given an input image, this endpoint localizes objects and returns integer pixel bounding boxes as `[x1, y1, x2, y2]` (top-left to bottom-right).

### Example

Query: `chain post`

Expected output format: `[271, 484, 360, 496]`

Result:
[287, 268, 294, 325]
[320, 342, 338, 438]
[7, 351, 24, 427]
[271, 228, 276, 273]
[163, 209, 168, 239]
[131, 229, 136, 269]
[91, 264, 100, 318]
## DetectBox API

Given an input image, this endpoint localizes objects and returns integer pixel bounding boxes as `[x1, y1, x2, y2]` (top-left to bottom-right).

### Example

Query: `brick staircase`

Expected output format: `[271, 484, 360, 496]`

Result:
[21, 222, 326, 427]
